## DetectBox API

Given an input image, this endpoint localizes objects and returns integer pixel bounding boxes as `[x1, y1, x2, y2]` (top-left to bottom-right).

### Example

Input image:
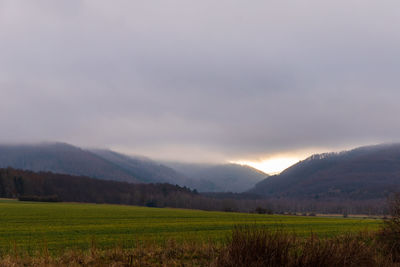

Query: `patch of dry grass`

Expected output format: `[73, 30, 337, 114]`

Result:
[0, 240, 219, 267]
[216, 226, 395, 267]
[1, 226, 400, 267]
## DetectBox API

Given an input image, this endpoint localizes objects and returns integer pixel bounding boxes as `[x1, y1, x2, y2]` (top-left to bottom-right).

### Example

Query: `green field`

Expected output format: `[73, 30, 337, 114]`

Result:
[0, 199, 381, 252]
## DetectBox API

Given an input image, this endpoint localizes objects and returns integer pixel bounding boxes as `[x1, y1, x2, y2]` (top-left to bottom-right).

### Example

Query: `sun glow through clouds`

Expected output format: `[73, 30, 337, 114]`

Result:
[233, 157, 301, 175]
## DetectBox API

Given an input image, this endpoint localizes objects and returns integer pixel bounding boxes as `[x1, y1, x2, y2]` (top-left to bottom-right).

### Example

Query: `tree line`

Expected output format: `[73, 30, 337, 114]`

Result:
[0, 167, 389, 214]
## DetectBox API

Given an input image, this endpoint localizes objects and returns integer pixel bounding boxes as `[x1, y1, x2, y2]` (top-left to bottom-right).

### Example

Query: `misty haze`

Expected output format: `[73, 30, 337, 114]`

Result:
[1, 1, 400, 266]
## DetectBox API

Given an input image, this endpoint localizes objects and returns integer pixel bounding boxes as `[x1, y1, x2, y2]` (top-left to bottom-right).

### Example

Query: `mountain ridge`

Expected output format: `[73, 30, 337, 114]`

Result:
[0, 142, 141, 183]
[0, 142, 264, 193]
[249, 143, 400, 200]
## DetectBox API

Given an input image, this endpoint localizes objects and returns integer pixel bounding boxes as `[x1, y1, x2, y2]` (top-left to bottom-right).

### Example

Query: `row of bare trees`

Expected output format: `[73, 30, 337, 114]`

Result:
[0, 167, 391, 214]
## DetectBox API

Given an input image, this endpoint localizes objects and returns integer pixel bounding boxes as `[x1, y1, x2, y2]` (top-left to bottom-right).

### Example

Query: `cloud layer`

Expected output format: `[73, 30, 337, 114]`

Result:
[1, 0, 400, 161]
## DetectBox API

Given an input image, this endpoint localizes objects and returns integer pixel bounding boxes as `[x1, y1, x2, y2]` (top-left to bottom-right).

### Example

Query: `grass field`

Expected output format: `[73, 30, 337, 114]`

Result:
[0, 199, 381, 253]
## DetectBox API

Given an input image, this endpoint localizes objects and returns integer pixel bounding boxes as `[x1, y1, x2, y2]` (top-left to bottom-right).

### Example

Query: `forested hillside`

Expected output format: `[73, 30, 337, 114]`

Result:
[0, 167, 200, 208]
[90, 149, 191, 185]
[0, 143, 141, 183]
[0, 143, 264, 193]
[250, 144, 400, 200]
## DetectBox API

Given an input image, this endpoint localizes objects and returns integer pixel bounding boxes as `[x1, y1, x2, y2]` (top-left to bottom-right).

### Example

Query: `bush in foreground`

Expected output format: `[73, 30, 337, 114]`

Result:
[379, 193, 400, 262]
[216, 226, 389, 267]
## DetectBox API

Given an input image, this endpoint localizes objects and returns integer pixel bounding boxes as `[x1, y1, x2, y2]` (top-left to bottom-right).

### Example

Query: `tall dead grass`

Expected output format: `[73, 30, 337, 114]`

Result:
[0, 240, 218, 267]
[216, 226, 393, 267]
[379, 193, 400, 262]
[2, 224, 400, 266]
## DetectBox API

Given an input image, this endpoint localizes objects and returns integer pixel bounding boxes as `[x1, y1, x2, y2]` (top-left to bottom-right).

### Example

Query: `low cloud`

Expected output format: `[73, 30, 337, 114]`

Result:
[1, 0, 400, 162]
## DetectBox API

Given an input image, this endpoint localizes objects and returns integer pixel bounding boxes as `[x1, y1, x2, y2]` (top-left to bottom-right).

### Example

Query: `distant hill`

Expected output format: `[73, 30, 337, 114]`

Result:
[90, 149, 191, 185]
[0, 143, 141, 183]
[164, 162, 267, 192]
[249, 144, 400, 200]
[0, 143, 263, 193]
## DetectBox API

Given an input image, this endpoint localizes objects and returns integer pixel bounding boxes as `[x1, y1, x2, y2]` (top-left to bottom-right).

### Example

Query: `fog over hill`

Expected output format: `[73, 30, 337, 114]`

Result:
[0, 143, 264, 193]
[90, 149, 190, 185]
[0, 143, 141, 183]
[249, 144, 400, 200]
[164, 162, 267, 193]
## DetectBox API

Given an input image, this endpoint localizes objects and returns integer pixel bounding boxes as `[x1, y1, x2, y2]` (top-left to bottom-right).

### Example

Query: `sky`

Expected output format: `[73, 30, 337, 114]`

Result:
[1, 1, 400, 173]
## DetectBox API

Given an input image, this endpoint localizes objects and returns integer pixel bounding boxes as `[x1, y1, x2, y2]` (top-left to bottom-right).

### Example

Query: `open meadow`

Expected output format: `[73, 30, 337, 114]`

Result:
[0, 199, 380, 253]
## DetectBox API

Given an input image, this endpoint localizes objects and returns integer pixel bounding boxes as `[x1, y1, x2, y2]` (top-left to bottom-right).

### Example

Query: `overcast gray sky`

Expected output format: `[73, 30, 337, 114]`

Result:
[1, 0, 400, 164]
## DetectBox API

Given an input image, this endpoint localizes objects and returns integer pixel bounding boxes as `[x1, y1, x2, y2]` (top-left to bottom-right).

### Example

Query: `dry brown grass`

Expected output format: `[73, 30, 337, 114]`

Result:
[216, 226, 395, 267]
[378, 193, 400, 263]
[0, 240, 219, 267]
[1, 226, 400, 266]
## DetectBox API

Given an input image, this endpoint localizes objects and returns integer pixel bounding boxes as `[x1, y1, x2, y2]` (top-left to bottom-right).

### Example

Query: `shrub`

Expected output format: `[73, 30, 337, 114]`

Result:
[18, 195, 60, 202]
[217, 226, 293, 267]
[378, 193, 400, 261]
[255, 206, 267, 214]
[145, 200, 158, 207]
[254, 206, 273, 214]
[217, 226, 385, 267]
